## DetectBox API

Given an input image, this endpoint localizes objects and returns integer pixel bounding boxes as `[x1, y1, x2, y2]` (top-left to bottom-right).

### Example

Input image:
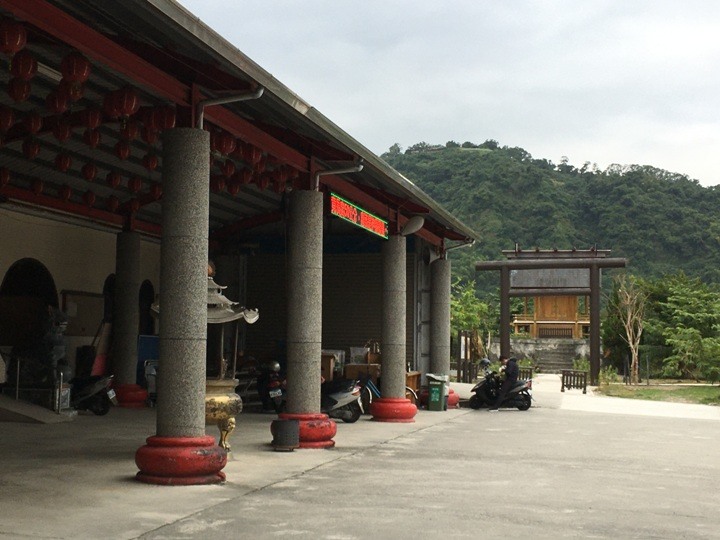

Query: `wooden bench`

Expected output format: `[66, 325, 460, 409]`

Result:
[561, 370, 587, 394]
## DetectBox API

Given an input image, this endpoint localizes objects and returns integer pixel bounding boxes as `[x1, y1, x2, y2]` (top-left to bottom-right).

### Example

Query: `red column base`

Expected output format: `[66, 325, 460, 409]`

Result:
[115, 383, 148, 408]
[135, 435, 227, 485]
[447, 388, 460, 409]
[278, 412, 336, 448]
[370, 397, 417, 422]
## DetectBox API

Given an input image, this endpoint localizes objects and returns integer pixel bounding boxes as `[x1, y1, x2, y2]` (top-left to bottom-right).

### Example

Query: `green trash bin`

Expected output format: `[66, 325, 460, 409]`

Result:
[427, 374, 448, 411]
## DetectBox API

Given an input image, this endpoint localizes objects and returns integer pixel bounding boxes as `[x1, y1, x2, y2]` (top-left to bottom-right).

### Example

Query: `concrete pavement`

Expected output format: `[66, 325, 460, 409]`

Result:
[0, 374, 718, 539]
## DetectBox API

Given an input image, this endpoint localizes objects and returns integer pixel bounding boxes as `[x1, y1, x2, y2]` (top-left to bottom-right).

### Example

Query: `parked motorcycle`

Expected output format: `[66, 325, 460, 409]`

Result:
[321, 378, 363, 423]
[469, 359, 532, 411]
[255, 360, 286, 413]
[70, 374, 118, 415]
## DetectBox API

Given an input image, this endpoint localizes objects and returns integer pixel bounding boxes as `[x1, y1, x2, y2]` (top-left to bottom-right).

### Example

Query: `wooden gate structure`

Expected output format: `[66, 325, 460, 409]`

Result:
[475, 248, 626, 385]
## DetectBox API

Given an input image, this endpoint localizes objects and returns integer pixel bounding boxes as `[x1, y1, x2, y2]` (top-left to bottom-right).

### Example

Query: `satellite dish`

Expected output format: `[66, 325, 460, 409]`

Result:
[400, 216, 425, 236]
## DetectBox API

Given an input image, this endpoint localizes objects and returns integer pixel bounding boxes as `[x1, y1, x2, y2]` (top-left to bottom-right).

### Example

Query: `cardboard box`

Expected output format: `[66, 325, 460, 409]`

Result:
[344, 363, 381, 384]
[321, 354, 335, 382]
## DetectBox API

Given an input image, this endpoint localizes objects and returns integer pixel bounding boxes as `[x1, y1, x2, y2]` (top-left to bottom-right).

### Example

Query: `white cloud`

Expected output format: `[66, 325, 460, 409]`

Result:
[178, 0, 720, 186]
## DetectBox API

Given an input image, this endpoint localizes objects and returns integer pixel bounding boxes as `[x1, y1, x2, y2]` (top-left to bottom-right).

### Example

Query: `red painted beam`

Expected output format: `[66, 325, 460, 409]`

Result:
[1, 185, 162, 237]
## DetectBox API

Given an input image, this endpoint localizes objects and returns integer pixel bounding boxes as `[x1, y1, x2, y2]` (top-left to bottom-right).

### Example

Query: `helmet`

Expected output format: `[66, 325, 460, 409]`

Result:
[266, 360, 281, 373]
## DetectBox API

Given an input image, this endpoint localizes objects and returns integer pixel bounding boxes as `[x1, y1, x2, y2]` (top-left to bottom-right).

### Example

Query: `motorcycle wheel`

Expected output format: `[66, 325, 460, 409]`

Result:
[272, 396, 285, 414]
[342, 402, 362, 423]
[89, 394, 111, 416]
[517, 393, 531, 411]
[469, 394, 484, 410]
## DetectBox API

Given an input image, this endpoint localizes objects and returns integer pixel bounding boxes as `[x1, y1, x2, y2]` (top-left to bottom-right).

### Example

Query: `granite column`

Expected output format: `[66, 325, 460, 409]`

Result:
[371, 234, 416, 422]
[135, 128, 226, 484]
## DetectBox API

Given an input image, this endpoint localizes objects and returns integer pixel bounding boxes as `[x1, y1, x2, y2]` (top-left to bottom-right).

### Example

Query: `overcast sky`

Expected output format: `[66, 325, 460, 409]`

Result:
[179, 0, 720, 187]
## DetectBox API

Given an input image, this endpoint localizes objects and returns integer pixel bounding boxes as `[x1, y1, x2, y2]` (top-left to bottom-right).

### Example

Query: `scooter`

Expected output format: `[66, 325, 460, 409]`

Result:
[70, 374, 118, 415]
[321, 378, 363, 423]
[469, 359, 532, 411]
[255, 360, 286, 413]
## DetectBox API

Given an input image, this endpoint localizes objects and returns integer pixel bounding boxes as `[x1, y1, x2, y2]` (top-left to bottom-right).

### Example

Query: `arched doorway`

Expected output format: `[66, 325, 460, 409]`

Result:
[0, 258, 62, 388]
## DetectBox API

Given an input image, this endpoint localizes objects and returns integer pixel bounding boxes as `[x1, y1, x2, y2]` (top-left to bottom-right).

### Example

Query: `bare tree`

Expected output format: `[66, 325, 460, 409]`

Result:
[614, 275, 647, 384]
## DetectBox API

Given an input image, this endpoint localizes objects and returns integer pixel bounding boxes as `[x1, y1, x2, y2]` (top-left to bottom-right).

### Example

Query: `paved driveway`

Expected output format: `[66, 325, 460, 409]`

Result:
[1, 376, 718, 539]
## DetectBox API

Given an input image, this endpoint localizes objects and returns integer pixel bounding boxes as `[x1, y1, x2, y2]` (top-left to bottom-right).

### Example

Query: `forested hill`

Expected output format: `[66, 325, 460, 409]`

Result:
[381, 141, 720, 290]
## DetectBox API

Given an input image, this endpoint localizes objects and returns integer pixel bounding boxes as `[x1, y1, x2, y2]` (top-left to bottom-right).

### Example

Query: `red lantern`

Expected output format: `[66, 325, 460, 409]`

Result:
[55, 153, 72, 172]
[22, 138, 39, 159]
[103, 92, 120, 118]
[210, 176, 226, 193]
[255, 155, 267, 173]
[113, 87, 140, 117]
[115, 140, 131, 160]
[129, 198, 140, 213]
[256, 174, 269, 191]
[80, 108, 102, 129]
[106, 171, 122, 188]
[0, 18, 27, 56]
[58, 184, 72, 201]
[221, 159, 236, 178]
[240, 170, 253, 184]
[81, 162, 97, 181]
[149, 183, 162, 200]
[10, 50, 36, 80]
[120, 119, 139, 141]
[83, 128, 101, 149]
[32, 179, 43, 196]
[0, 105, 13, 132]
[83, 190, 96, 207]
[58, 79, 84, 102]
[142, 153, 158, 172]
[53, 123, 72, 143]
[243, 144, 262, 165]
[23, 112, 42, 134]
[272, 179, 285, 194]
[141, 127, 158, 145]
[128, 176, 142, 193]
[7, 77, 30, 103]
[46, 91, 69, 114]
[227, 180, 240, 196]
[214, 131, 236, 155]
[152, 105, 176, 131]
[107, 195, 120, 213]
[60, 52, 91, 83]
[0, 167, 9, 188]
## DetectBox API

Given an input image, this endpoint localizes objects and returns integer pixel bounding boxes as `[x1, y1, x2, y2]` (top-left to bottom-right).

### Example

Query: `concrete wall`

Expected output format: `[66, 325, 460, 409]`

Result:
[0, 207, 161, 364]
[243, 250, 418, 370]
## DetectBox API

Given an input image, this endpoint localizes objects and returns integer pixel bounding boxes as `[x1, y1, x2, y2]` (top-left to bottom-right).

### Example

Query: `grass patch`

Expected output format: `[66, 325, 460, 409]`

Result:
[597, 383, 720, 405]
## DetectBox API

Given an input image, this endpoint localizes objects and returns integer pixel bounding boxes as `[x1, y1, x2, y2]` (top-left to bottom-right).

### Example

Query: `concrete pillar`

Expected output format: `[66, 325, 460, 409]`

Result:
[371, 234, 416, 422]
[590, 264, 601, 385]
[429, 257, 451, 375]
[278, 190, 336, 447]
[135, 128, 226, 485]
[500, 266, 511, 358]
[112, 231, 147, 407]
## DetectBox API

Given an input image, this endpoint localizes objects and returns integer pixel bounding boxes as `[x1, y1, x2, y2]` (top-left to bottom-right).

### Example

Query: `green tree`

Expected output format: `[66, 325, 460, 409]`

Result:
[450, 279, 494, 357]
[644, 272, 720, 380]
